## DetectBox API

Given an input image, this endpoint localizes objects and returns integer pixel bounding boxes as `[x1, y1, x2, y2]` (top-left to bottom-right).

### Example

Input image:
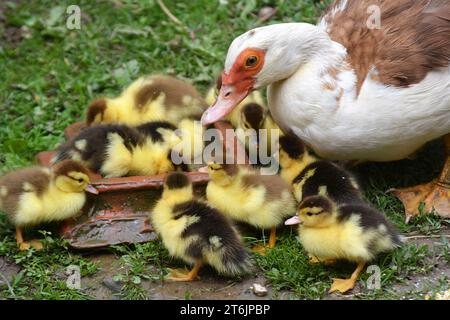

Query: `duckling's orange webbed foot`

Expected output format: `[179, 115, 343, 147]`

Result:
[29, 239, 44, 250]
[309, 255, 336, 265]
[329, 262, 365, 294]
[18, 240, 44, 251]
[390, 135, 450, 221]
[251, 245, 268, 256]
[18, 242, 31, 251]
[166, 262, 202, 282]
[329, 278, 357, 293]
[252, 228, 277, 256]
[15, 228, 44, 251]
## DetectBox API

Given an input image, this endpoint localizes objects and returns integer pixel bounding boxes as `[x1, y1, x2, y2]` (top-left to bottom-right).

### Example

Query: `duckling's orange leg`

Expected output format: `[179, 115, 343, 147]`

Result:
[390, 134, 450, 221]
[268, 227, 277, 249]
[166, 261, 202, 282]
[15, 228, 44, 251]
[16, 227, 30, 251]
[252, 228, 277, 255]
[329, 261, 365, 294]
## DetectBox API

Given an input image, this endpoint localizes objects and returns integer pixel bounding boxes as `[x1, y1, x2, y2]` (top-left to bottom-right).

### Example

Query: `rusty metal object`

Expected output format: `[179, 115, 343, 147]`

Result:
[65, 122, 87, 140]
[36, 121, 245, 249]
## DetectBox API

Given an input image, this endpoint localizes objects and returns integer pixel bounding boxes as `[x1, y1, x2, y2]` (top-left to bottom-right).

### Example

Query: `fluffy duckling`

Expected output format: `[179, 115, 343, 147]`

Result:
[151, 172, 252, 281]
[0, 160, 97, 251]
[206, 162, 296, 252]
[278, 133, 362, 204]
[53, 124, 180, 178]
[86, 75, 208, 126]
[175, 118, 205, 166]
[206, 83, 279, 157]
[285, 195, 403, 293]
[135, 120, 178, 143]
[238, 103, 281, 158]
[136, 119, 204, 168]
[205, 82, 266, 130]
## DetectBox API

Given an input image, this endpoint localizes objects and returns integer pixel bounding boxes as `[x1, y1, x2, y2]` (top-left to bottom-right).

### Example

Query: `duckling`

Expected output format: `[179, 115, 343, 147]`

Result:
[238, 103, 281, 159]
[86, 75, 208, 126]
[205, 80, 266, 130]
[135, 119, 204, 169]
[206, 82, 279, 158]
[285, 195, 403, 293]
[0, 160, 98, 251]
[151, 172, 252, 281]
[53, 124, 180, 178]
[176, 118, 205, 165]
[278, 133, 362, 204]
[135, 120, 178, 143]
[205, 162, 296, 253]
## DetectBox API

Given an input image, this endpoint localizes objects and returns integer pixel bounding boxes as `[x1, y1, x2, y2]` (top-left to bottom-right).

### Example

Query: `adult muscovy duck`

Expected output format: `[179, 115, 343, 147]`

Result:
[201, 0, 450, 219]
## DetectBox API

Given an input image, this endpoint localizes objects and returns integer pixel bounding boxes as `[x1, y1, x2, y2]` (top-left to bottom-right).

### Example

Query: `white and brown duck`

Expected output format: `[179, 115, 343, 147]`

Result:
[202, 0, 450, 219]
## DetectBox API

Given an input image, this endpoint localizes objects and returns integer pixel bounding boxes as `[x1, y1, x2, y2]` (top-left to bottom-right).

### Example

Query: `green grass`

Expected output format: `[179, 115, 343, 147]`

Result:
[109, 242, 171, 300]
[0, 0, 448, 300]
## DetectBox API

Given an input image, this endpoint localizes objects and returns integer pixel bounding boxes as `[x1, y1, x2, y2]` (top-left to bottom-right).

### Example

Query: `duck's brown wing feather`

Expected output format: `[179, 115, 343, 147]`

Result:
[320, 0, 450, 94]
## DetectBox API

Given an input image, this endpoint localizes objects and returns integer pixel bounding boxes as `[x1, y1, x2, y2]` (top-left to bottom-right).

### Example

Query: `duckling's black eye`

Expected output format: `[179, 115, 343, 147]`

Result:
[77, 178, 84, 183]
[245, 55, 258, 68]
[306, 212, 313, 216]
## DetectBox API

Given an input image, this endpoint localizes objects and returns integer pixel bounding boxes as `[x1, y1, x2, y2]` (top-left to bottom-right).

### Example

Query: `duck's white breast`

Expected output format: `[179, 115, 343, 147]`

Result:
[269, 65, 450, 161]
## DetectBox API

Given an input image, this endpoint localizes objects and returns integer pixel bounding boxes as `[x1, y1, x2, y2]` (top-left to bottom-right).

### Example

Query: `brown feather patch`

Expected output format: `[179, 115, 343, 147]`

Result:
[322, 0, 450, 93]
[86, 98, 107, 125]
[52, 160, 90, 178]
[241, 172, 292, 201]
[0, 167, 52, 221]
[135, 76, 208, 109]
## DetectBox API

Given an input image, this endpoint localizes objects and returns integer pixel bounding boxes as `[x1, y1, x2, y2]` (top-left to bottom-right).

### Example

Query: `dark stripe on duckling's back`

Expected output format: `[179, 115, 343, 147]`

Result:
[174, 201, 240, 248]
[293, 160, 362, 204]
[135, 121, 177, 142]
[174, 200, 236, 241]
[165, 172, 190, 190]
[57, 124, 143, 172]
[174, 200, 251, 273]
[337, 204, 403, 245]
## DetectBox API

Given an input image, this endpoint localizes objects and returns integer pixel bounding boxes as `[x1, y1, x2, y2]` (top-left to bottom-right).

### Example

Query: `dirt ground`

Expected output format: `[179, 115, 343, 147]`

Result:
[3, 228, 448, 300]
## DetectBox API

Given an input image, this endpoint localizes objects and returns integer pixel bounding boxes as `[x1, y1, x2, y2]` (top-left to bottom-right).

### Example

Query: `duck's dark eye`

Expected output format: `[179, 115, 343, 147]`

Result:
[245, 55, 258, 68]
[306, 212, 313, 216]
[77, 178, 84, 183]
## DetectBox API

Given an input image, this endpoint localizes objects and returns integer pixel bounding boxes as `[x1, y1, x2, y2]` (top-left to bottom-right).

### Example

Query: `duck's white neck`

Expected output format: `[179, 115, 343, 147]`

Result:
[247, 23, 345, 89]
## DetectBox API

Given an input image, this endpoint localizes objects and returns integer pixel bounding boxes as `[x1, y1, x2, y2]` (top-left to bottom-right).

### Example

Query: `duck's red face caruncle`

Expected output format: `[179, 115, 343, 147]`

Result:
[201, 48, 265, 125]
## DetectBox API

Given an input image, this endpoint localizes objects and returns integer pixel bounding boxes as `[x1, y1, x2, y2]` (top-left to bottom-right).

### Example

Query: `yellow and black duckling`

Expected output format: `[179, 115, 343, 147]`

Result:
[136, 119, 205, 168]
[175, 118, 205, 166]
[53, 123, 180, 178]
[86, 75, 208, 126]
[205, 76, 266, 125]
[151, 172, 252, 281]
[206, 162, 296, 253]
[237, 102, 281, 158]
[285, 195, 403, 293]
[278, 133, 362, 204]
[206, 81, 279, 157]
[135, 120, 178, 143]
[0, 160, 97, 251]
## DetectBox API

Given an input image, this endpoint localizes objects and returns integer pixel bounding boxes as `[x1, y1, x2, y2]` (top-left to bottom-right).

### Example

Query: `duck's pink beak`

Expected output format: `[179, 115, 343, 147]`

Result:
[201, 85, 249, 125]
[285, 215, 302, 226]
